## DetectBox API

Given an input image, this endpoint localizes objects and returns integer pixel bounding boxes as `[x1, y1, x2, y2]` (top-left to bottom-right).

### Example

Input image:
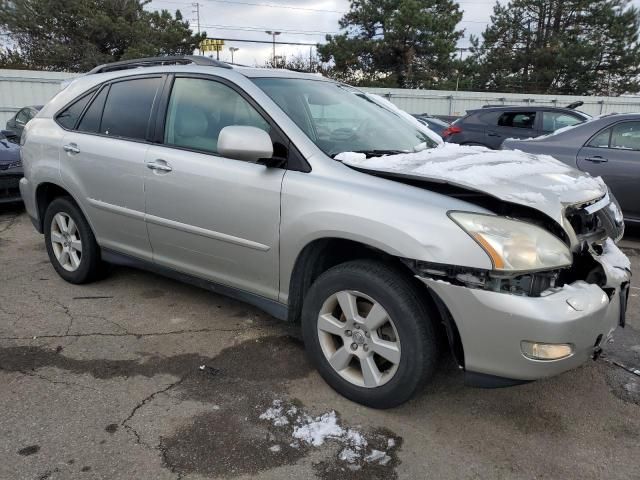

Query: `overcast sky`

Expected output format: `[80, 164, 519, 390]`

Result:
[149, 0, 640, 66]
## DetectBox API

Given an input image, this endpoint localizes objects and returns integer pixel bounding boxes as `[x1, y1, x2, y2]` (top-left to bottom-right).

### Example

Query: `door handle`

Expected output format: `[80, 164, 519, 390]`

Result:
[146, 160, 173, 172]
[584, 156, 608, 163]
[487, 132, 500, 137]
[63, 143, 80, 154]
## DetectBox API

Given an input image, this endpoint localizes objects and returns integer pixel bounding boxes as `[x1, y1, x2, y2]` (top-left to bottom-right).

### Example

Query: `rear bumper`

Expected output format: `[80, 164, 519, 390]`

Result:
[18, 177, 41, 231]
[420, 276, 627, 382]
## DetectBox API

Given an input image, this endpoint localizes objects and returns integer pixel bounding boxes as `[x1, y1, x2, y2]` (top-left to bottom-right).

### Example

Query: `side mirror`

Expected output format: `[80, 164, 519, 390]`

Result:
[218, 126, 273, 163]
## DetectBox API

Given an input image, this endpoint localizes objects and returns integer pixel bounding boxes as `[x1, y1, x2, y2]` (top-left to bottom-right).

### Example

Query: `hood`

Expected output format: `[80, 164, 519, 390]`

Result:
[336, 144, 606, 224]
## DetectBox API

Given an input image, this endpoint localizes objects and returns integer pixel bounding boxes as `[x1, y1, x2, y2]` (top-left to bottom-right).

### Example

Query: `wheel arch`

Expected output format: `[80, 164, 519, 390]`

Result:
[35, 182, 87, 233]
[286, 236, 465, 367]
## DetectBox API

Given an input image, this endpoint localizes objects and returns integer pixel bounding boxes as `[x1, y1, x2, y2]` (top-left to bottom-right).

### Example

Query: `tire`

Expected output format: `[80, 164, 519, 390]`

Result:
[301, 259, 439, 408]
[44, 197, 105, 284]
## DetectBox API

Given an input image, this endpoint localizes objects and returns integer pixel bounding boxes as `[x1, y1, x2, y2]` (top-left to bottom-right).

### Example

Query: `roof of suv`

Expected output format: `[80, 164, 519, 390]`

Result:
[85, 54, 328, 82]
[468, 105, 588, 115]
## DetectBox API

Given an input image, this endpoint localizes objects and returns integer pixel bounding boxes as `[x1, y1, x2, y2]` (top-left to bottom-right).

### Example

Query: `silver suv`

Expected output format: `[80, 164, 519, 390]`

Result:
[20, 56, 631, 408]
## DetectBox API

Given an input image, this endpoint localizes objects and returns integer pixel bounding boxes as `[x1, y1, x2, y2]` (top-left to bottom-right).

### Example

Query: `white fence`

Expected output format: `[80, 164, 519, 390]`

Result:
[2, 68, 640, 126]
[361, 87, 640, 118]
[0, 70, 76, 125]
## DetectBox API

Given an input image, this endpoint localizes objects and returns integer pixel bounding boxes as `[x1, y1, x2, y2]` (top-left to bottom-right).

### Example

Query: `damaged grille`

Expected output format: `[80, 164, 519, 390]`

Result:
[565, 196, 624, 248]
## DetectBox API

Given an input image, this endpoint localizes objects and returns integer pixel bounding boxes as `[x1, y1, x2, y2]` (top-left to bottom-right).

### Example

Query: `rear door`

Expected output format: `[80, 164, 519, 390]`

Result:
[59, 75, 164, 260]
[143, 75, 286, 299]
[487, 111, 538, 148]
[576, 121, 640, 221]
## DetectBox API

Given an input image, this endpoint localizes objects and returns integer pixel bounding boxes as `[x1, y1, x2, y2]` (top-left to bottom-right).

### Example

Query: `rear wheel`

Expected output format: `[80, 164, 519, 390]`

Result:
[302, 260, 439, 408]
[44, 197, 105, 284]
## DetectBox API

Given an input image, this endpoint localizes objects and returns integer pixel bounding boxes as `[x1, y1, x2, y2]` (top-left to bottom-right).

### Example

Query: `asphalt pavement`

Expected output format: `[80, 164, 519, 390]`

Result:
[1, 204, 639, 480]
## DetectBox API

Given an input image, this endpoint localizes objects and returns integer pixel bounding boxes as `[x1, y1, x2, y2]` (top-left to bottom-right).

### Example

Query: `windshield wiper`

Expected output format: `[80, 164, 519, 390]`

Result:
[351, 149, 408, 157]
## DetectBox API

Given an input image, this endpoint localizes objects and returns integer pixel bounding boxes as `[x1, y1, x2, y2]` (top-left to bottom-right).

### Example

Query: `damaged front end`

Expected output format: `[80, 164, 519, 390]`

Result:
[403, 193, 631, 385]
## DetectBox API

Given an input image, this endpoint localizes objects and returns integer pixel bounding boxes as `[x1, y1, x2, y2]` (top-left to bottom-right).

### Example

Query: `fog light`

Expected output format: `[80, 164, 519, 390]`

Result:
[521, 341, 573, 360]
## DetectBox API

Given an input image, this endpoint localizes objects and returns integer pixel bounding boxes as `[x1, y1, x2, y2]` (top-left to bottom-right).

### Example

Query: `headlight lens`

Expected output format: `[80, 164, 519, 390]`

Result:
[450, 212, 572, 272]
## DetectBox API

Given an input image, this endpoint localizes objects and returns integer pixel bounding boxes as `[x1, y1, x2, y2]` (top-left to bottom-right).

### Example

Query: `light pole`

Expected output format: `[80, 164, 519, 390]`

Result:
[229, 47, 239, 64]
[265, 30, 281, 66]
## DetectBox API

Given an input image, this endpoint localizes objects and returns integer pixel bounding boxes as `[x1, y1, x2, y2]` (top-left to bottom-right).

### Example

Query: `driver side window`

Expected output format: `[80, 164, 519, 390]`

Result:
[164, 77, 270, 155]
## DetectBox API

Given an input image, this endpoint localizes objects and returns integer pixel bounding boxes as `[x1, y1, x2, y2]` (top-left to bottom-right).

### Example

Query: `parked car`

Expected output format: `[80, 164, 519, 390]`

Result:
[19, 56, 630, 408]
[412, 114, 450, 137]
[443, 105, 590, 149]
[503, 113, 640, 225]
[0, 130, 22, 203]
[6, 105, 42, 141]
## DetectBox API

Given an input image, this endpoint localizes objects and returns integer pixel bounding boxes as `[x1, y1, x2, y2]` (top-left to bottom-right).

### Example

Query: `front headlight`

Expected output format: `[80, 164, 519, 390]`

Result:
[449, 212, 572, 272]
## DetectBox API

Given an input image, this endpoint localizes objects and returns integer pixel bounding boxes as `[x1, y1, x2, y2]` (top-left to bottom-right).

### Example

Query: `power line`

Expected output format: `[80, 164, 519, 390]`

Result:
[198, 23, 339, 36]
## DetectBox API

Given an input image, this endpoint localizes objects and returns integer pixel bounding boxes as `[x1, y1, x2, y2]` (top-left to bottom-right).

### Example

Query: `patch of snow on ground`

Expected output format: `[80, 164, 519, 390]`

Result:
[598, 238, 631, 283]
[259, 400, 289, 426]
[339, 447, 360, 464]
[365, 449, 392, 465]
[259, 399, 396, 467]
[292, 411, 345, 447]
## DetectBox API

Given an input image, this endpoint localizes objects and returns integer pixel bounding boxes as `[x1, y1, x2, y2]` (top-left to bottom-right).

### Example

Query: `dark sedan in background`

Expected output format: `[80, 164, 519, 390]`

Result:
[5, 105, 42, 141]
[502, 113, 640, 224]
[0, 130, 22, 203]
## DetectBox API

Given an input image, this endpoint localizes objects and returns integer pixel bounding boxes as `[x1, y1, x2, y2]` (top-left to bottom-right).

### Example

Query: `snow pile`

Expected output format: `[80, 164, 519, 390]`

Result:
[259, 399, 397, 467]
[292, 411, 346, 447]
[337, 142, 608, 222]
[259, 400, 290, 426]
[598, 238, 631, 282]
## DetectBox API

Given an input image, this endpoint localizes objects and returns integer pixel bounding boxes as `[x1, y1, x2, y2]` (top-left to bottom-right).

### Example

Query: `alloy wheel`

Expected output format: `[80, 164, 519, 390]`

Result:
[50, 212, 82, 272]
[317, 290, 401, 388]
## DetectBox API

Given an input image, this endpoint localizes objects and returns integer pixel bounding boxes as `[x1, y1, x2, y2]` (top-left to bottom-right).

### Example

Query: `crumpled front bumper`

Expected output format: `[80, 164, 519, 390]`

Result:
[419, 269, 630, 383]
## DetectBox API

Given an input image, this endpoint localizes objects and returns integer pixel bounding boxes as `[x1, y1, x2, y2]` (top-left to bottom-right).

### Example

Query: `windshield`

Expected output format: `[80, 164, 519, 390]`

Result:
[253, 78, 437, 157]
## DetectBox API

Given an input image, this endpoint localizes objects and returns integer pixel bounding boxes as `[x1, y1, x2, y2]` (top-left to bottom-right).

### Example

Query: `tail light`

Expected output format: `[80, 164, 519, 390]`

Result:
[442, 125, 462, 138]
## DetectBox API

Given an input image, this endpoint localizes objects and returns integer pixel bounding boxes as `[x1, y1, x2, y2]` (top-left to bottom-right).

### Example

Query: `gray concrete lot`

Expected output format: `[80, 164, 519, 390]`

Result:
[1, 204, 639, 480]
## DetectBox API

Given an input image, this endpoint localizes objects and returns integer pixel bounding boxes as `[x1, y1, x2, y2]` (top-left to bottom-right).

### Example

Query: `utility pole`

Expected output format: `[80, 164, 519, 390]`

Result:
[192, 2, 201, 54]
[265, 31, 281, 66]
[455, 47, 465, 92]
[229, 47, 239, 64]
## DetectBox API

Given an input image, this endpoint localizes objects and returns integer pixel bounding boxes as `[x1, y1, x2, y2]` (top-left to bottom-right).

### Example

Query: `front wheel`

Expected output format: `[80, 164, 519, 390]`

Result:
[301, 260, 439, 408]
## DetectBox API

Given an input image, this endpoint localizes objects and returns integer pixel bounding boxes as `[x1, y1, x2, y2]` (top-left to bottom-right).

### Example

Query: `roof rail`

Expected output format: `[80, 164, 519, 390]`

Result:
[87, 55, 232, 74]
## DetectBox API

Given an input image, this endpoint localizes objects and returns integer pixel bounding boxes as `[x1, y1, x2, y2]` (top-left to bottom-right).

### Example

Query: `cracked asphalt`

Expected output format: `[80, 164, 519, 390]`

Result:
[1, 203, 639, 480]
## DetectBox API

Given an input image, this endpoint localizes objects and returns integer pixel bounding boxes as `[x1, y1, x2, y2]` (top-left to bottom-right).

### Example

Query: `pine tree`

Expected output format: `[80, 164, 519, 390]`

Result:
[0, 0, 206, 72]
[469, 0, 640, 95]
[318, 0, 464, 88]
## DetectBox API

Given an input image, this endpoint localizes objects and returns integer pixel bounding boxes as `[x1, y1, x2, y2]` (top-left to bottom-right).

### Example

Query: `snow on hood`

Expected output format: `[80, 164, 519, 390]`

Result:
[336, 143, 607, 224]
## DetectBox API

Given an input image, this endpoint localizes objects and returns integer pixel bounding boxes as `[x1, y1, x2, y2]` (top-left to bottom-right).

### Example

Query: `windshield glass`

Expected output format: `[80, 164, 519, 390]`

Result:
[253, 78, 437, 157]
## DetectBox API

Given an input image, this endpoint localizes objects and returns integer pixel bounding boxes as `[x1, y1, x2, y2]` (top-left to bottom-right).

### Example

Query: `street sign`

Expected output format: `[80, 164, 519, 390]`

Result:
[200, 39, 225, 52]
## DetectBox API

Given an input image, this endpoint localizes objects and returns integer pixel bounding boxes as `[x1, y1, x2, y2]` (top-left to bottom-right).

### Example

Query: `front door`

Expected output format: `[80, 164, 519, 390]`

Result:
[144, 76, 285, 299]
[576, 121, 640, 221]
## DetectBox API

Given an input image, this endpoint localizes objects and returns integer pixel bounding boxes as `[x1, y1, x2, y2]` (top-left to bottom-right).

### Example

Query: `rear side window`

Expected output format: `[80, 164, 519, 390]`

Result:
[57, 93, 93, 130]
[542, 112, 583, 132]
[100, 77, 162, 140]
[497, 112, 536, 129]
[77, 87, 108, 133]
[588, 128, 611, 148]
[611, 122, 640, 151]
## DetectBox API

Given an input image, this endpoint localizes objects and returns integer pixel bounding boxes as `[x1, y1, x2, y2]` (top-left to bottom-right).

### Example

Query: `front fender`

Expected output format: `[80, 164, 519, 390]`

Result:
[279, 167, 493, 301]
